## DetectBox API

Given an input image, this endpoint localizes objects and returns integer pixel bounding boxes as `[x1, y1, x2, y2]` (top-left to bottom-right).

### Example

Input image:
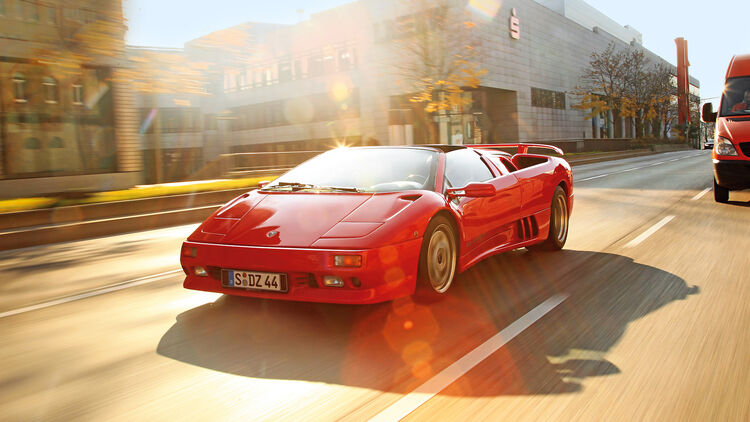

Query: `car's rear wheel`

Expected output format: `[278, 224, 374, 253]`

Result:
[714, 178, 729, 203]
[417, 215, 457, 295]
[527, 186, 568, 251]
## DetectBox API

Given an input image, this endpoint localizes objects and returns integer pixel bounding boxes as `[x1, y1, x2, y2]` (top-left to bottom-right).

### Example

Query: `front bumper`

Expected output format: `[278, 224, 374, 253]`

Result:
[713, 159, 750, 190]
[180, 238, 423, 304]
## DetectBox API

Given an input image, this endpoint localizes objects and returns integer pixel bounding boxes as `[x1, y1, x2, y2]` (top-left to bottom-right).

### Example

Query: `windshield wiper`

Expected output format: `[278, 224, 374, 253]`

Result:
[317, 186, 361, 193]
[262, 183, 361, 193]
[262, 182, 316, 191]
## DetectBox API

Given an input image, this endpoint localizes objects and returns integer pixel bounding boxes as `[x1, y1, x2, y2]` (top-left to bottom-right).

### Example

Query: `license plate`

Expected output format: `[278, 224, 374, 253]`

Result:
[223, 270, 287, 292]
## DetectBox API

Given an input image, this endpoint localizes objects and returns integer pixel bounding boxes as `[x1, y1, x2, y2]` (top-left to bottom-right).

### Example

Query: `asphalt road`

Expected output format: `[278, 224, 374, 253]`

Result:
[2, 149, 749, 421]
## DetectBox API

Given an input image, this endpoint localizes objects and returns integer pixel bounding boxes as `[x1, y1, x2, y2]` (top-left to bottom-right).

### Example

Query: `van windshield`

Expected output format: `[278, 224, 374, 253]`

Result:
[720, 76, 750, 117]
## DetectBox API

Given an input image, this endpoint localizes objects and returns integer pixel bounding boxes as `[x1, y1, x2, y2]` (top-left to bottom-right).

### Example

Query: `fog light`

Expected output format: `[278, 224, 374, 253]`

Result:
[323, 276, 344, 287]
[334, 254, 362, 267]
[194, 266, 208, 277]
[182, 245, 197, 258]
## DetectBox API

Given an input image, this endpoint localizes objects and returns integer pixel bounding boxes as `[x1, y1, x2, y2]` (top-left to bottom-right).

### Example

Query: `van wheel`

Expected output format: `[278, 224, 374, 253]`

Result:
[714, 179, 729, 203]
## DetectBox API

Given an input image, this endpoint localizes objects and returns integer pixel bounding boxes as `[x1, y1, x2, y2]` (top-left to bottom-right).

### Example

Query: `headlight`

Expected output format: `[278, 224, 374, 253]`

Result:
[714, 137, 738, 156]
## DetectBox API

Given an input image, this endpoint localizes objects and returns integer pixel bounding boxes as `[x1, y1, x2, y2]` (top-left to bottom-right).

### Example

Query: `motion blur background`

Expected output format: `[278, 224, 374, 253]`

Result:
[0, 0, 710, 198]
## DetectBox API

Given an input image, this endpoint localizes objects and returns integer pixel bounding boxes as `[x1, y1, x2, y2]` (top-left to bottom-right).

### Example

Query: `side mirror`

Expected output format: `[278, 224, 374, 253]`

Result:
[257, 180, 271, 189]
[702, 103, 717, 123]
[446, 182, 496, 199]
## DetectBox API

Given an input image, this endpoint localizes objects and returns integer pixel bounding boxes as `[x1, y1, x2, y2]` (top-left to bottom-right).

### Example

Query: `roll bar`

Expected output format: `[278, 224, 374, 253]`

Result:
[467, 143, 565, 156]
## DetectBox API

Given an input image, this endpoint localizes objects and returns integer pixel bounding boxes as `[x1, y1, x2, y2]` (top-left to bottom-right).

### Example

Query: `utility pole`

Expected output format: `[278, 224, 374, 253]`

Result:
[675, 37, 691, 144]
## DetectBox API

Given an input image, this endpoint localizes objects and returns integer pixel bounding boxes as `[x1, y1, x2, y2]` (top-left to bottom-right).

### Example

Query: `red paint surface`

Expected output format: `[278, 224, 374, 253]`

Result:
[714, 55, 750, 162]
[181, 145, 573, 304]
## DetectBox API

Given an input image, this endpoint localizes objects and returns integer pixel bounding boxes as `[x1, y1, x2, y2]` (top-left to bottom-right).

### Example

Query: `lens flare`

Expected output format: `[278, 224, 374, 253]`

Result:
[85, 82, 110, 109]
[139, 108, 157, 134]
[330, 81, 350, 102]
[467, 0, 502, 20]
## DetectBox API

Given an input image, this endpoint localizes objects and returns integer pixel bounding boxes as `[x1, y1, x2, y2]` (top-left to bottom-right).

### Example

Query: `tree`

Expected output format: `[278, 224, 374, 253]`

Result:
[573, 42, 630, 136]
[643, 63, 676, 139]
[575, 42, 677, 139]
[390, 0, 486, 142]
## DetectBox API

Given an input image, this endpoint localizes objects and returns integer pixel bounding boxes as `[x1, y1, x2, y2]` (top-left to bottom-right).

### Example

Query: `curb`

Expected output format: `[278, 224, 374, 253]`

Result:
[0, 205, 220, 251]
[0, 187, 249, 231]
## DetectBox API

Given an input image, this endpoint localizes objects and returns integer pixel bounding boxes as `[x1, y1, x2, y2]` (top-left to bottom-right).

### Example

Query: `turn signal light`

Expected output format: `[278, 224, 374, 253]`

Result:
[334, 255, 362, 267]
[182, 245, 197, 258]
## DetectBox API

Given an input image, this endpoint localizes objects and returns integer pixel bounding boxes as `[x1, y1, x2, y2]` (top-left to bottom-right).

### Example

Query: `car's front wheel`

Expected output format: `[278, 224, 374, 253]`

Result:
[714, 178, 729, 203]
[417, 215, 457, 295]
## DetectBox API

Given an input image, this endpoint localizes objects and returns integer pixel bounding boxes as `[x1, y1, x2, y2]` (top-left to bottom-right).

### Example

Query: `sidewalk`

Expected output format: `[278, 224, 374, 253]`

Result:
[0, 146, 691, 251]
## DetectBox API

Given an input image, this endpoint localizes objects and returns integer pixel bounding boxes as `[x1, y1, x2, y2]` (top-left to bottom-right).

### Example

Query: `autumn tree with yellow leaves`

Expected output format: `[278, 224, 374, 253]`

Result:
[391, 0, 486, 141]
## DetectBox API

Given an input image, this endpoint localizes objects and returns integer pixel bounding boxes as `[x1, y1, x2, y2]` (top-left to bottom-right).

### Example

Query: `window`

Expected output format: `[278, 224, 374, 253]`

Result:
[720, 76, 750, 117]
[308, 55, 323, 77]
[373, 21, 394, 42]
[394, 14, 416, 38]
[45, 5, 56, 23]
[339, 49, 353, 70]
[204, 114, 217, 130]
[486, 155, 512, 175]
[278, 61, 291, 83]
[23, 0, 37, 21]
[24, 137, 41, 149]
[12, 0, 22, 19]
[43, 76, 58, 104]
[49, 137, 64, 148]
[444, 149, 494, 188]
[72, 83, 83, 105]
[531, 87, 566, 109]
[323, 53, 336, 73]
[12, 73, 27, 102]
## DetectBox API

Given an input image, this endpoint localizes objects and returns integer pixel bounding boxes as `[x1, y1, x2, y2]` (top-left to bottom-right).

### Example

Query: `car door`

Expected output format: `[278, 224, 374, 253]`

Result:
[444, 149, 521, 259]
[511, 155, 554, 215]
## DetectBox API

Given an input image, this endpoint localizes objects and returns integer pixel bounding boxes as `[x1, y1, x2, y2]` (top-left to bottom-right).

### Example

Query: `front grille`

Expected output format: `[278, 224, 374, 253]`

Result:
[739, 142, 750, 157]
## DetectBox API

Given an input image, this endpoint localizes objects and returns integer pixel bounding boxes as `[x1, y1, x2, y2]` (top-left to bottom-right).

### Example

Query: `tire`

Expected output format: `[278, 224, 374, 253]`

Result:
[527, 186, 569, 251]
[714, 178, 729, 203]
[417, 215, 457, 295]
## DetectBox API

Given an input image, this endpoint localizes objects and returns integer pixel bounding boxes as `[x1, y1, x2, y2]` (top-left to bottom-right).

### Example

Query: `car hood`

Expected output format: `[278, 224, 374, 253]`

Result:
[718, 117, 750, 142]
[189, 191, 419, 248]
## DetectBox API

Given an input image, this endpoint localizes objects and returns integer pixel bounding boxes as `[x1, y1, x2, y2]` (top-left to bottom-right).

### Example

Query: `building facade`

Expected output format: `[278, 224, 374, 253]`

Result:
[0, 0, 140, 198]
[137, 0, 700, 183]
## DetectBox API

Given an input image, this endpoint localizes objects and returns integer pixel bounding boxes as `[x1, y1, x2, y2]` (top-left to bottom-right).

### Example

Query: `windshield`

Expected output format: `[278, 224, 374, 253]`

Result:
[263, 148, 437, 193]
[720, 76, 750, 116]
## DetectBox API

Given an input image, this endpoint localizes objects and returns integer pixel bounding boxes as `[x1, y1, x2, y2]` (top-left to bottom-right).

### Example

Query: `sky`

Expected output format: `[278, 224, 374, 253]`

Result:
[124, 0, 750, 105]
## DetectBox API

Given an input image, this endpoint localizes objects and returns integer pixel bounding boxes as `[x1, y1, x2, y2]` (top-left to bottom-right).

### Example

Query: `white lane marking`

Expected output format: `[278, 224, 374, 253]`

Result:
[368, 294, 568, 422]
[578, 174, 609, 181]
[691, 187, 711, 201]
[576, 152, 702, 183]
[0, 269, 182, 319]
[624, 216, 675, 248]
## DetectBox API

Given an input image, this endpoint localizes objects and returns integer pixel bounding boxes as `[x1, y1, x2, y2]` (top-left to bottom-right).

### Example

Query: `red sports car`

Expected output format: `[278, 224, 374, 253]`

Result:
[180, 144, 573, 304]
